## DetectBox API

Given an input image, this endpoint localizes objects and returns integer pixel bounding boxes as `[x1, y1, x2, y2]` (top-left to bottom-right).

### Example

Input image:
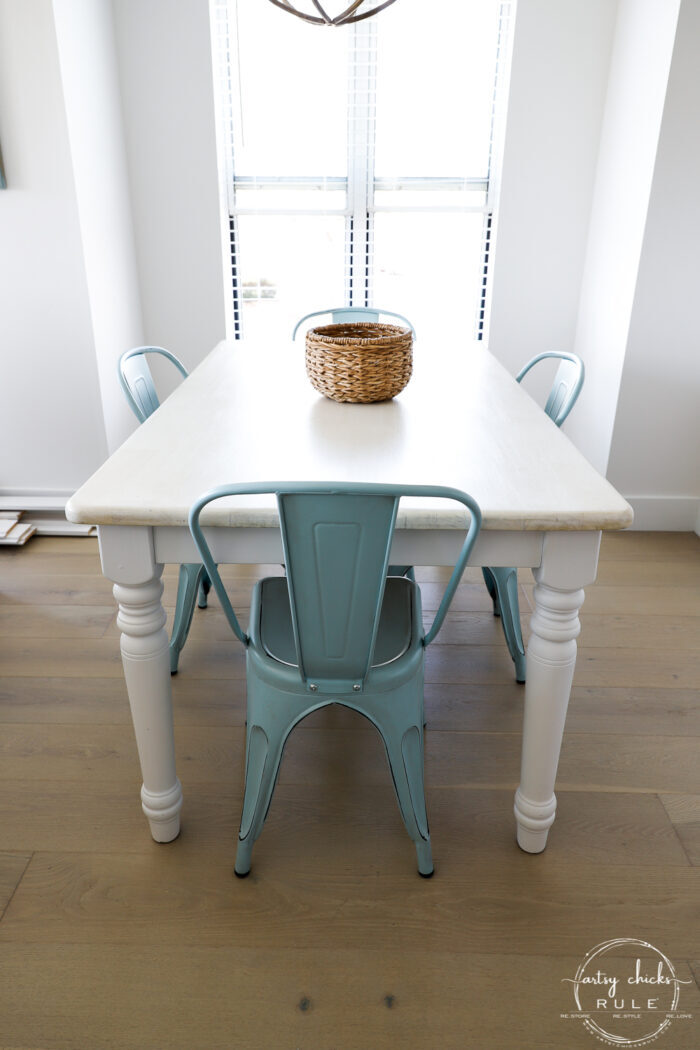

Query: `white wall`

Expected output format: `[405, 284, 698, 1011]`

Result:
[488, 0, 698, 531]
[53, 0, 145, 454]
[487, 0, 618, 385]
[565, 0, 681, 475]
[606, 0, 700, 529]
[112, 0, 226, 393]
[0, 0, 226, 499]
[0, 0, 108, 495]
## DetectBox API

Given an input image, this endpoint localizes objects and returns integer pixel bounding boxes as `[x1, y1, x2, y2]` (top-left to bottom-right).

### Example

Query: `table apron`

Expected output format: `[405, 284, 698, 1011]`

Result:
[152, 525, 545, 569]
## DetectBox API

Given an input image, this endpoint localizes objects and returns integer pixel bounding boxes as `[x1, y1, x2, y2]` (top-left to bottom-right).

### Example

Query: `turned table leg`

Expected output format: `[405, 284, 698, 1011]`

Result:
[514, 531, 601, 853]
[100, 526, 183, 842]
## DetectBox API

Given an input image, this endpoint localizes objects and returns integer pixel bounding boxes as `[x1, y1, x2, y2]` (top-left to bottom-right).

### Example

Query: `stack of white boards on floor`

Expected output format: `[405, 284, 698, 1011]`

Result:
[0, 509, 95, 539]
[0, 511, 36, 546]
[23, 513, 95, 537]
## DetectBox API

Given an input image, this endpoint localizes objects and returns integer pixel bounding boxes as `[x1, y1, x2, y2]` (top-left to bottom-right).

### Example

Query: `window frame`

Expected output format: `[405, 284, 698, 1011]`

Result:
[212, 0, 512, 342]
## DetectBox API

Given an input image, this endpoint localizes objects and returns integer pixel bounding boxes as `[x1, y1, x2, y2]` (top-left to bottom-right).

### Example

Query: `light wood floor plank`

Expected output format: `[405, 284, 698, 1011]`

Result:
[0, 553, 122, 577]
[660, 793, 700, 824]
[563, 686, 700, 736]
[3, 674, 694, 738]
[1, 536, 100, 555]
[0, 638, 131, 678]
[438, 608, 700, 650]
[576, 612, 700, 650]
[426, 642, 700, 689]
[0, 783, 685, 868]
[0, 853, 32, 918]
[659, 794, 700, 866]
[2, 632, 697, 689]
[0, 716, 697, 795]
[2, 849, 700, 959]
[673, 825, 700, 867]
[0, 676, 132, 724]
[536, 583, 700, 616]
[0, 675, 245, 726]
[0, 605, 116, 639]
[6, 945, 698, 1050]
[597, 529, 700, 560]
[419, 581, 523, 612]
[419, 683, 700, 736]
[592, 559, 700, 587]
[0, 574, 115, 606]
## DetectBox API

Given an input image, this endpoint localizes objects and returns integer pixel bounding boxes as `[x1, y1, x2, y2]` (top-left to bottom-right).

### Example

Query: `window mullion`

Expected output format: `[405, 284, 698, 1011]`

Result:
[346, 20, 377, 308]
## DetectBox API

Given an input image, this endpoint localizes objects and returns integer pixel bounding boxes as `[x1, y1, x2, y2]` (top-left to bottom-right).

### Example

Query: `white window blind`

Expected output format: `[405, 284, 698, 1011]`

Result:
[210, 0, 512, 343]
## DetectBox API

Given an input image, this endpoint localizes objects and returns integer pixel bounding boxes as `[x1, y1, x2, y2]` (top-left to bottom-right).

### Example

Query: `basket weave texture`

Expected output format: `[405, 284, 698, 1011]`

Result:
[305, 322, 413, 403]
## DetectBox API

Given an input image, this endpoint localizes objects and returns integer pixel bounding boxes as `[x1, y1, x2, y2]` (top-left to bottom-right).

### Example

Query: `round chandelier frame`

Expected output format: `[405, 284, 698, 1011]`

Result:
[266, 1, 399, 27]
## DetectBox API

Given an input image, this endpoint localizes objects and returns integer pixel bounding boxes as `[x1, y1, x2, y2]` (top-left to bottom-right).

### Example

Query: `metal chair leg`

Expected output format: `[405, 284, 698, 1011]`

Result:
[482, 565, 500, 616]
[197, 572, 211, 609]
[169, 563, 204, 674]
[485, 566, 526, 683]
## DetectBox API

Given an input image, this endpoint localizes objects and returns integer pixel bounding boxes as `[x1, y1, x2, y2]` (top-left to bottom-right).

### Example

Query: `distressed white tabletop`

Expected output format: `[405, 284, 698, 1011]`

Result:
[67, 339, 633, 532]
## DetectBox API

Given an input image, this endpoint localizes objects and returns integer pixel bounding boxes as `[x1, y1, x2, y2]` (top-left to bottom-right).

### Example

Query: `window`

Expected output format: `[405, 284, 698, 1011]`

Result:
[211, 0, 511, 343]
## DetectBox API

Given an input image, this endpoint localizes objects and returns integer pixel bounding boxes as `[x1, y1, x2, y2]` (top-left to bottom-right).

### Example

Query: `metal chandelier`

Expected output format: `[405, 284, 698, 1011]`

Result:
[266, 1, 399, 26]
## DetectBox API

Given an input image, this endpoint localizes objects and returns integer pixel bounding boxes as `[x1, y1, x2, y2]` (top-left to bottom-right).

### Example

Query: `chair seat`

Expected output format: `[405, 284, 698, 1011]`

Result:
[259, 575, 415, 669]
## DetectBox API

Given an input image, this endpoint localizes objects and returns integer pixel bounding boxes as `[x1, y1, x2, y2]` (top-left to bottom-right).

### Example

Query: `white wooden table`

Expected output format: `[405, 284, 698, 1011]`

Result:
[66, 338, 633, 852]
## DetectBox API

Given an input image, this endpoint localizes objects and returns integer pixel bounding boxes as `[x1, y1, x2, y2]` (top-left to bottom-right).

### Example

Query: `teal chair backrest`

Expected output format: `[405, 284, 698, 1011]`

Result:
[118, 346, 189, 424]
[515, 351, 585, 427]
[292, 307, 415, 340]
[189, 482, 481, 689]
[279, 490, 398, 685]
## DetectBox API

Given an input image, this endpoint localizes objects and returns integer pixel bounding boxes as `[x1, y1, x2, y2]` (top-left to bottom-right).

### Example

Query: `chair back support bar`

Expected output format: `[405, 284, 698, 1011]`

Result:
[515, 351, 585, 428]
[292, 307, 416, 340]
[118, 346, 189, 423]
[189, 482, 481, 679]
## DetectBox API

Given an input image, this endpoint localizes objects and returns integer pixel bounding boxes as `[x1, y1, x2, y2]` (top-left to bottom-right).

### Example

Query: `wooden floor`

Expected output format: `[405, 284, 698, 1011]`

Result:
[0, 532, 699, 1049]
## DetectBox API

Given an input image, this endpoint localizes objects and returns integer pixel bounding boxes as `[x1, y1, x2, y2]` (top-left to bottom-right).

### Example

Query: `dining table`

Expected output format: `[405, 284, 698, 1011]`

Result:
[66, 336, 633, 853]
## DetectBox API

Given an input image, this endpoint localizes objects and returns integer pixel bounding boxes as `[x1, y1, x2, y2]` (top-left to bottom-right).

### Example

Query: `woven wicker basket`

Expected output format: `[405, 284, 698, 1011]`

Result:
[305, 322, 413, 403]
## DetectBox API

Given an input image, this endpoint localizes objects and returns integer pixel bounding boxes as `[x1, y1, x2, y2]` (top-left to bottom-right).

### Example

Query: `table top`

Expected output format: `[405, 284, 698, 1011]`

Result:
[66, 339, 633, 532]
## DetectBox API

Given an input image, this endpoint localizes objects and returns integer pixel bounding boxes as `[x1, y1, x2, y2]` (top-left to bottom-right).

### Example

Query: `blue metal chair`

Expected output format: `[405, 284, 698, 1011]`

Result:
[292, 306, 415, 340]
[483, 351, 585, 682]
[118, 346, 210, 674]
[190, 481, 481, 878]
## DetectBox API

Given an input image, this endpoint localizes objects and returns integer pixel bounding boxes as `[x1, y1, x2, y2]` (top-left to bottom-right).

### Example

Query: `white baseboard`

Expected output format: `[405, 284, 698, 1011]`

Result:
[624, 496, 700, 533]
[0, 491, 94, 536]
[0, 489, 72, 512]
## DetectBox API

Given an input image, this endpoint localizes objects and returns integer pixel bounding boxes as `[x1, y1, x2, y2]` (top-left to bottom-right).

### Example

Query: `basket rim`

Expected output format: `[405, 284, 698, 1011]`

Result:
[306, 321, 412, 345]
